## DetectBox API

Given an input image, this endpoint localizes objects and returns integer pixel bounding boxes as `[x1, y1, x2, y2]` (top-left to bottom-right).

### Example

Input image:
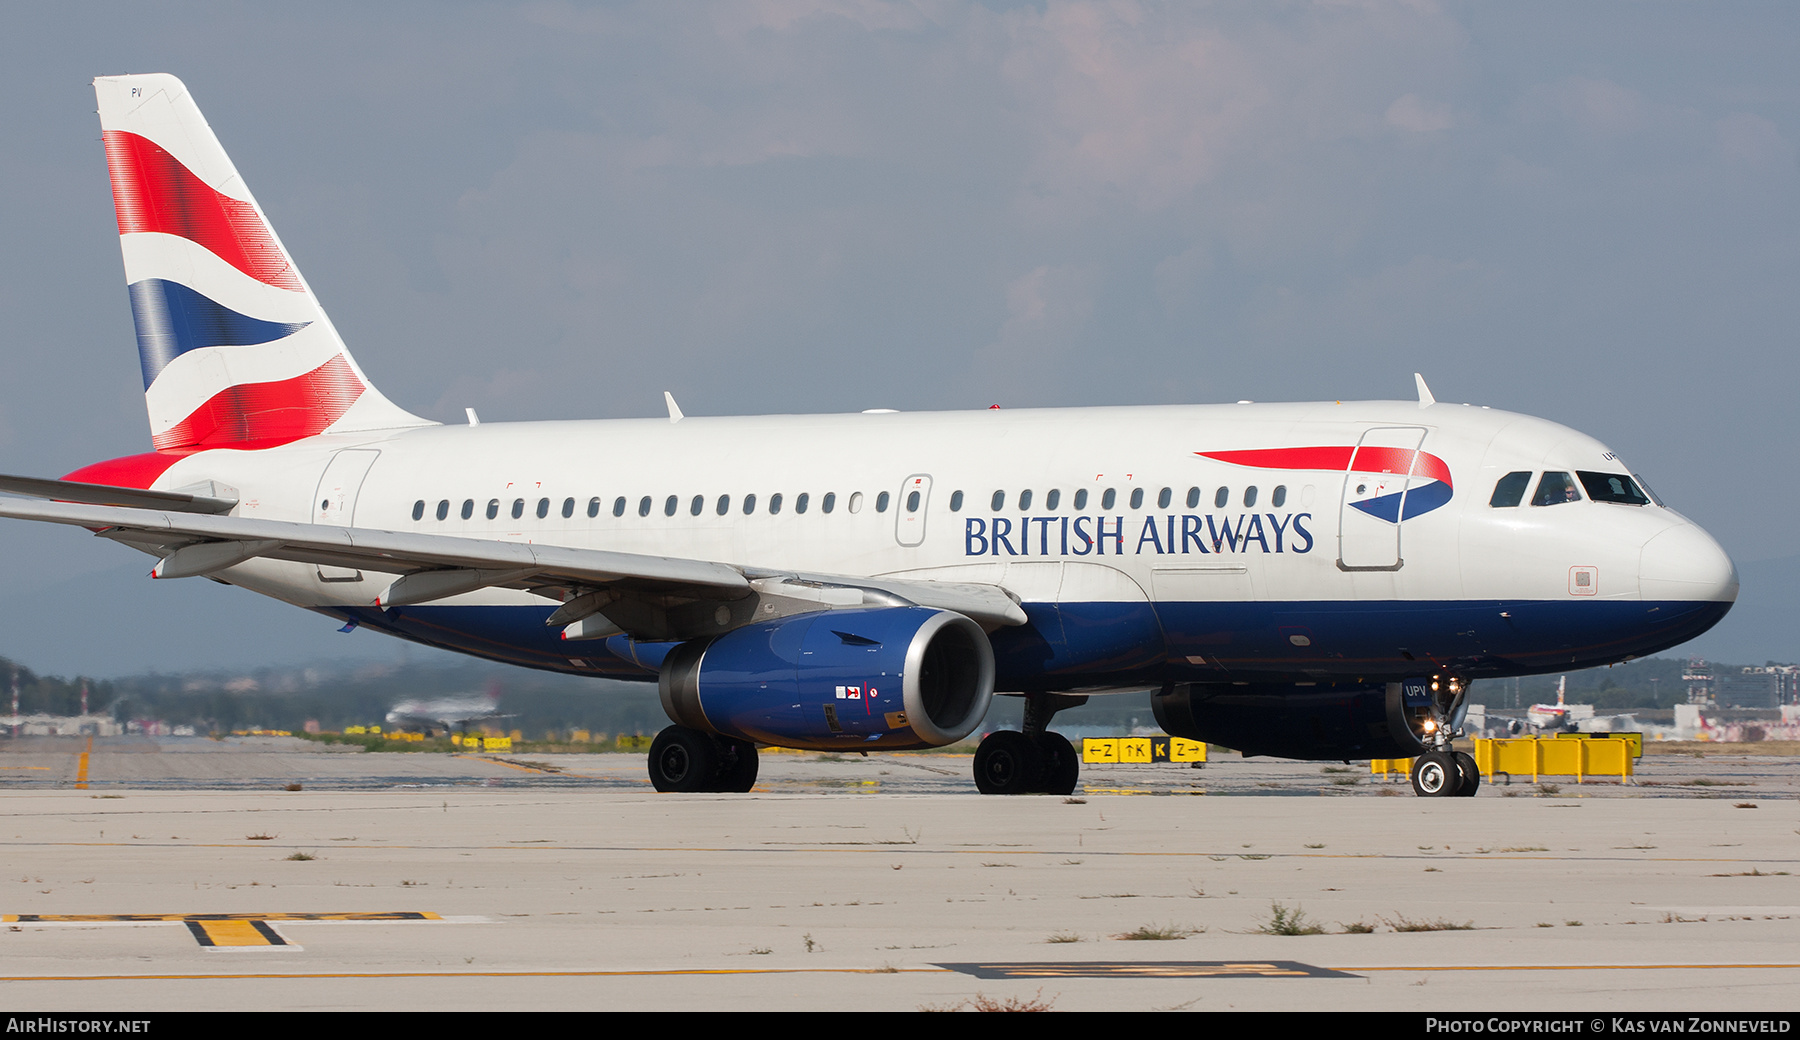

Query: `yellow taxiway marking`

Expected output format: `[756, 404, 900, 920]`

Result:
[74, 735, 91, 790]
[3, 912, 444, 950]
[3, 963, 1799, 984]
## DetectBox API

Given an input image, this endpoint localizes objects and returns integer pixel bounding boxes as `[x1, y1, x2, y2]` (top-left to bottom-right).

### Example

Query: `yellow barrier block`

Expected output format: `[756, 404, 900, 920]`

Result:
[483, 736, 513, 751]
[1473, 737, 1633, 783]
[572, 729, 591, 744]
[617, 734, 652, 751]
[1370, 758, 1413, 776]
[345, 725, 367, 735]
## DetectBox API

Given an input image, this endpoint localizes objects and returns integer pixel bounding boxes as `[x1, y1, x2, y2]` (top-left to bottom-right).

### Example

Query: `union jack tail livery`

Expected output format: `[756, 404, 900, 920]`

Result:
[95, 74, 428, 452]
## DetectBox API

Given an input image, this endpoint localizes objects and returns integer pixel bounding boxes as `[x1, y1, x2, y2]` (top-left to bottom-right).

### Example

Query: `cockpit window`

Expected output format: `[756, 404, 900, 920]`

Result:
[1577, 471, 1650, 506]
[1490, 472, 1531, 507]
[1633, 473, 1665, 507]
[1531, 471, 1581, 506]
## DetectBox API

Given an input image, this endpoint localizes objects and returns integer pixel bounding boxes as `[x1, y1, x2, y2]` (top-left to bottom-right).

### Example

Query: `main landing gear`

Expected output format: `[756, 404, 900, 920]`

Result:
[647, 725, 760, 793]
[973, 693, 1086, 796]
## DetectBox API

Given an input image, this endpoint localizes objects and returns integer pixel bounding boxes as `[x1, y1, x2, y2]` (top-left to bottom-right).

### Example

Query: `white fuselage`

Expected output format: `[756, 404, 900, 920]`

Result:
[116, 398, 1737, 691]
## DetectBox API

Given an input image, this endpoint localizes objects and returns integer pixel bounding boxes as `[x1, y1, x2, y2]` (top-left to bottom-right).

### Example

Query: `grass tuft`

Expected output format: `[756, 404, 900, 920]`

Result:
[1256, 902, 1325, 936]
[1113, 923, 1201, 941]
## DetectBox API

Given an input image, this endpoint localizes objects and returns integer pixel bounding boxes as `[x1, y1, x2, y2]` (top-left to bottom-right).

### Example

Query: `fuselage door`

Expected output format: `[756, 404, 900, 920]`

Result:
[312, 449, 380, 582]
[895, 474, 932, 547]
[1337, 427, 1426, 571]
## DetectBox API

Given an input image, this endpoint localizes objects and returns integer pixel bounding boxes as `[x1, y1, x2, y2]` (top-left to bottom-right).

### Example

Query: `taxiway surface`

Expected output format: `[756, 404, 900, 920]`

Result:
[2, 737, 1797, 1011]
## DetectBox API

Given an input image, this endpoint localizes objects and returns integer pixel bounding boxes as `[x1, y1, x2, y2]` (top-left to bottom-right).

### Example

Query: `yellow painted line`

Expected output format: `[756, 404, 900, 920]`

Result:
[1346, 957, 1800, 964]
[74, 735, 91, 790]
[0, 765, 51, 770]
[6, 913, 443, 923]
[190, 919, 285, 947]
[6, 963, 1800, 984]
[0, 967, 954, 982]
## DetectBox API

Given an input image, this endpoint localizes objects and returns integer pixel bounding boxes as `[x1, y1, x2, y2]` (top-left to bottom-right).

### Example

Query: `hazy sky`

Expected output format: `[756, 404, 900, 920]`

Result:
[0, 2, 1795, 676]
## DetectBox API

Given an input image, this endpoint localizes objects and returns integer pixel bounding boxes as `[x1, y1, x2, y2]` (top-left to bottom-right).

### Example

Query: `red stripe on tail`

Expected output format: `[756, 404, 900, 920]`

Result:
[103, 130, 304, 292]
[152, 354, 364, 451]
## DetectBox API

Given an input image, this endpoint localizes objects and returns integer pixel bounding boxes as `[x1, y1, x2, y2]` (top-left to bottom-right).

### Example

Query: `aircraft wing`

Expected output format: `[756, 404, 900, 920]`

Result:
[0, 493, 1026, 640]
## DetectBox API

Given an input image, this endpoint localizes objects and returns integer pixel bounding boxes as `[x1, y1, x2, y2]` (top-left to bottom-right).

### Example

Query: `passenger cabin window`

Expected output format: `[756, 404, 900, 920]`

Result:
[562, 497, 575, 519]
[743, 493, 757, 515]
[512, 498, 525, 520]
[1243, 486, 1258, 508]
[1186, 487, 1200, 509]
[1101, 488, 1116, 509]
[949, 491, 963, 512]
[1157, 487, 1172, 509]
[991, 490, 1005, 511]
[1577, 472, 1650, 505]
[848, 492, 863, 513]
[1018, 489, 1032, 511]
[1074, 489, 1088, 510]
[588, 497, 601, 518]
[1531, 472, 1581, 506]
[876, 491, 890, 512]
[487, 499, 501, 520]
[462, 499, 474, 520]
[822, 492, 836, 514]
[1272, 486, 1287, 508]
[770, 493, 783, 514]
[1129, 488, 1144, 509]
[613, 497, 626, 518]
[664, 495, 678, 517]
[435, 500, 449, 521]
[1214, 487, 1229, 509]
[637, 496, 652, 517]
[1490, 471, 1531, 508]
[1045, 489, 1060, 510]
[906, 490, 920, 512]
[796, 493, 810, 514]
[536, 498, 550, 519]
[412, 500, 425, 521]
[716, 495, 730, 516]
[690, 494, 704, 516]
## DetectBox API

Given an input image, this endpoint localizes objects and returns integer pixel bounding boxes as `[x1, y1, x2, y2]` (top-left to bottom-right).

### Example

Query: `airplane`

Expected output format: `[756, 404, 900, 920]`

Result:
[385, 682, 511, 736]
[0, 74, 1738, 798]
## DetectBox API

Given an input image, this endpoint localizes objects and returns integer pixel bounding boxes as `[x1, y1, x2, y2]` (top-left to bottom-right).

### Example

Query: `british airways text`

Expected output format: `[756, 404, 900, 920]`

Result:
[965, 513, 1315, 557]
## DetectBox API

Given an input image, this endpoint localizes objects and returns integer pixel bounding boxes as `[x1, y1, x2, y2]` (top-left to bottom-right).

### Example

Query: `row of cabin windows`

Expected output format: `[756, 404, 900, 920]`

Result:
[964, 485, 1286, 513]
[412, 490, 891, 523]
[1489, 471, 1655, 508]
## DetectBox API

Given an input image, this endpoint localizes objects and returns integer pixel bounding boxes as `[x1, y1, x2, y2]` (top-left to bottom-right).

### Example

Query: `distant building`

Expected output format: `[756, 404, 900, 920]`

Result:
[1715, 665, 1800, 709]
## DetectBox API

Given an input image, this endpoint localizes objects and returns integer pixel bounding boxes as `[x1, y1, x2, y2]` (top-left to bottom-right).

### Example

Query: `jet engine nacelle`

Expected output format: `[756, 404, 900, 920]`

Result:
[1152, 680, 1433, 761]
[659, 606, 995, 751]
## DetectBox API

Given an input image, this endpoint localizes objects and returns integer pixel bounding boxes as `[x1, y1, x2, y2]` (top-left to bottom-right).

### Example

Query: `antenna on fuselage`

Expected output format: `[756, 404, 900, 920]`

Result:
[1414, 373, 1436, 408]
[664, 391, 685, 424]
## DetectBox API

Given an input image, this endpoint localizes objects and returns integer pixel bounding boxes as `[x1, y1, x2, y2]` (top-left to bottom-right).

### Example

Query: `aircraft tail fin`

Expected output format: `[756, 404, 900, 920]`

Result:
[93, 74, 431, 452]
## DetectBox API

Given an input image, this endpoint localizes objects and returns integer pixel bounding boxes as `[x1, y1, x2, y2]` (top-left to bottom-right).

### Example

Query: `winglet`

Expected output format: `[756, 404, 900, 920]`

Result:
[1414, 373, 1436, 408]
[664, 391, 684, 424]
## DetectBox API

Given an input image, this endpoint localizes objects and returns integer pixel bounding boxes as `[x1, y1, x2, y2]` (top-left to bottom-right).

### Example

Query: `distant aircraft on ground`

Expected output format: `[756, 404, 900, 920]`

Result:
[0, 75, 1737, 798]
[385, 682, 510, 736]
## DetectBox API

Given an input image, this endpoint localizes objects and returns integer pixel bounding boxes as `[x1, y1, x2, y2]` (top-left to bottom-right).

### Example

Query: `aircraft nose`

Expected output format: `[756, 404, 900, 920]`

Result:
[1639, 523, 1738, 604]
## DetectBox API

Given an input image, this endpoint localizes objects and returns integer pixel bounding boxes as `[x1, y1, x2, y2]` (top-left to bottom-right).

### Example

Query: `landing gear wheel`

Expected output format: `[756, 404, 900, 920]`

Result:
[1410, 750, 1461, 797]
[1033, 732, 1080, 796]
[1452, 751, 1480, 797]
[974, 731, 1042, 794]
[714, 737, 761, 793]
[648, 725, 719, 792]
